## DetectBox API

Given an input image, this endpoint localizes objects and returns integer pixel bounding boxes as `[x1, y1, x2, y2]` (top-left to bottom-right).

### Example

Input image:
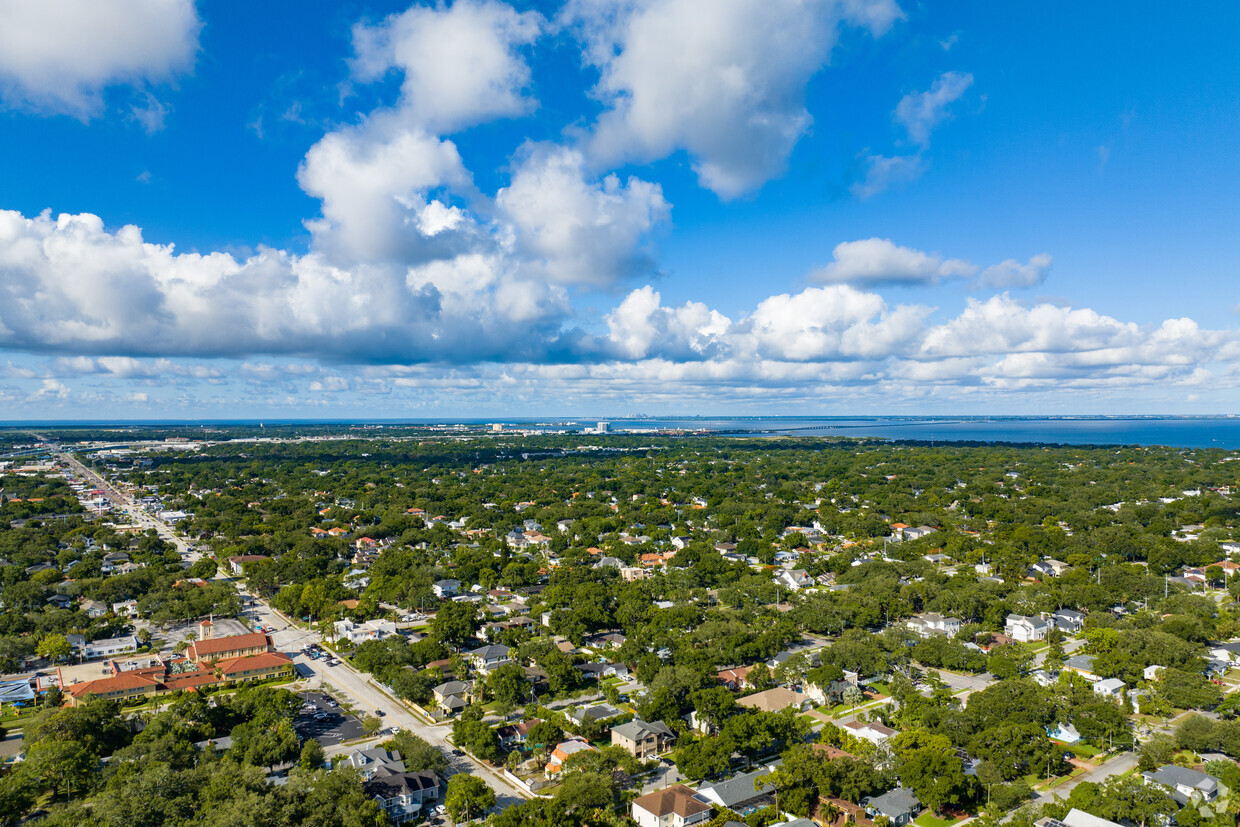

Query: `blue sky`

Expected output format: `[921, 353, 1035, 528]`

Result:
[0, 0, 1237, 419]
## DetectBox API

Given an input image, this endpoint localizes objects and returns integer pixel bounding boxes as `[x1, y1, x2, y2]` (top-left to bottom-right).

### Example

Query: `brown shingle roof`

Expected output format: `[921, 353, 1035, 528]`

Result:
[632, 785, 711, 818]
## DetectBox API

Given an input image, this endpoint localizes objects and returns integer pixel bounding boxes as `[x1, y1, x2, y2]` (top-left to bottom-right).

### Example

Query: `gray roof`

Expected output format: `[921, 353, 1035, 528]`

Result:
[1143, 764, 1218, 799]
[611, 719, 675, 741]
[865, 785, 921, 817]
[433, 680, 471, 696]
[570, 703, 620, 723]
[697, 766, 777, 809]
[1064, 654, 1096, 672]
[363, 768, 439, 800]
[467, 644, 510, 659]
[344, 748, 404, 771]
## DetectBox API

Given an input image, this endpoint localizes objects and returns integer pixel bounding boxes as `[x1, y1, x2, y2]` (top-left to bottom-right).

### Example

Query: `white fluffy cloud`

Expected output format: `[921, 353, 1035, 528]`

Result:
[497, 145, 670, 286]
[350, 0, 542, 133]
[0, 0, 199, 118]
[0, 209, 569, 363]
[604, 286, 730, 359]
[895, 70, 973, 145]
[568, 0, 904, 198]
[814, 238, 976, 286]
[297, 117, 475, 265]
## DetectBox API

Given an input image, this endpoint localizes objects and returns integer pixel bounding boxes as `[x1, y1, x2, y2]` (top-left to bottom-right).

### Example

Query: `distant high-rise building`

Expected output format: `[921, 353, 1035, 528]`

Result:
[491, 423, 503, 432]
[597, 422, 609, 433]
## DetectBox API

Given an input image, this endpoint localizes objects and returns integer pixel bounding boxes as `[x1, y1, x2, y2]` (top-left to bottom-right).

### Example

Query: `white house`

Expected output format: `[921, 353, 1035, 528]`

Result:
[1093, 678, 1126, 699]
[905, 613, 963, 638]
[1005, 614, 1050, 643]
[1141, 765, 1221, 805]
[465, 644, 511, 675]
[773, 569, 813, 591]
[111, 599, 139, 618]
[432, 579, 460, 599]
[630, 785, 711, 827]
[334, 618, 397, 644]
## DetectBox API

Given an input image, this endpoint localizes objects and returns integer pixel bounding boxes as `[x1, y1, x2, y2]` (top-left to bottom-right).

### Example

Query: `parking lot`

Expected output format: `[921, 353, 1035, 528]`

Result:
[294, 691, 366, 746]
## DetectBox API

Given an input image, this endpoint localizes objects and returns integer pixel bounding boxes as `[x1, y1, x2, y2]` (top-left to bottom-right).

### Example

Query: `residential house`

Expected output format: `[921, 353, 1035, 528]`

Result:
[611, 719, 676, 759]
[496, 718, 540, 750]
[737, 687, 811, 714]
[1063, 654, 1099, 681]
[1035, 809, 1123, 827]
[1140, 764, 1221, 805]
[227, 554, 270, 575]
[806, 669, 860, 705]
[773, 569, 814, 591]
[905, 613, 963, 639]
[694, 765, 778, 815]
[46, 594, 75, 610]
[432, 579, 460, 599]
[1051, 609, 1086, 634]
[842, 720, 898, 747]
[1005, 614, 1051, 643]
[100, 552, 130, 574]
[1047, 723, 1081, 744]
[363, 767, 441, 825]
[1030, 669, 1058, 687]
[863, 786, 921, 826]
[545, 737, 598, 777]
[630, 785, 711, 827]
[717, 666, 753, 691]
[431, 680, 473, 715]
[1093, 678, 1125, 699]
[567, 703, 621, 728]
[80, 599, 108, 618]
[111, 599, 139, 617]
[334, 618, 397, 644]
[465, 643, 511, 675]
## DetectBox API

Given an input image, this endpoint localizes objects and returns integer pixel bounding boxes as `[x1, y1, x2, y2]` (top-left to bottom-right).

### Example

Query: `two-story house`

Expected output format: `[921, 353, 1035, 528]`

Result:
[905, 613, 963, 638]
[630, 785, 711, 827]
[363, 768, 441, 825]
[610, 719, 676, 759]
[465, 643, 511, 675]
[1005, 614, 1051, 643]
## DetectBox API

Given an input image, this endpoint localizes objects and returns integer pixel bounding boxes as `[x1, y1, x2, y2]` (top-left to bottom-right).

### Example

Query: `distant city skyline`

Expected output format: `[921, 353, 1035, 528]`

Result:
[1, 1, 1237, 418]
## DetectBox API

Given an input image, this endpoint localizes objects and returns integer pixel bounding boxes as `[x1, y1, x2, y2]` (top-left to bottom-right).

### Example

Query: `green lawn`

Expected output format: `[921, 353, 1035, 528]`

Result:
[915, 812, 961, 827]
[1064, 742, 1102, 758]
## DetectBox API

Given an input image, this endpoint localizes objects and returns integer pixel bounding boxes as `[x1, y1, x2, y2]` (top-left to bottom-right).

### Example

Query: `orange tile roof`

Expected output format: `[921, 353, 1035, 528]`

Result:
[216, 652, 293, 676]
[188, 632, 270, 659]
[65, 671, 161, 698]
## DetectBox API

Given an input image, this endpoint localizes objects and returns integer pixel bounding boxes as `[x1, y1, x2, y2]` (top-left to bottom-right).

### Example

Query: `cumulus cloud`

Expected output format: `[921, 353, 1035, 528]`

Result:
[350, 0, 542, 133]
[496, 144, 670, 286]
[0, 0, 199, 118]
[895, 70, 973, 145]
[0, 209, 571, 363]
[976, 254, 1052, 289]
[566, 0, 904, 198]
[851, 152, 924, 199]
[297, 117, 476, 265]
[604, 286, 730, 359]
[813, 238, 976, 287]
